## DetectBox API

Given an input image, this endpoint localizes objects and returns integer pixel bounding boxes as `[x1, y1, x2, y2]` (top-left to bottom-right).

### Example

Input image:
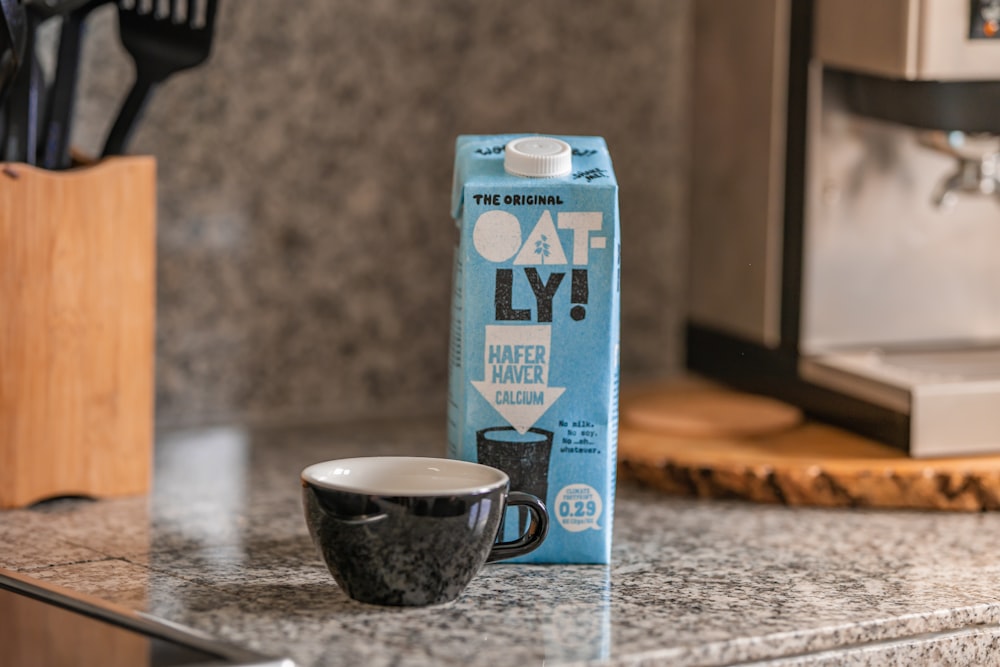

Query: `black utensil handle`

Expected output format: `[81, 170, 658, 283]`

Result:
[486, 491, 549, 563]
[101, 75, 156, 157]
[0, 65, 25, 161]
[3, 11, 38, 165]
[3, 47, 36, 164]
[25, 51, 41, 165]
[23, 0, 100, 19]
[41, 11, 84, 169]
[0, 53, 18, 111]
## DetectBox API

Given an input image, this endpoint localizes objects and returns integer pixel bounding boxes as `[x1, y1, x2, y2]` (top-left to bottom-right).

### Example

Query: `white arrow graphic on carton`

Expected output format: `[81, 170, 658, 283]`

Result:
[472, 324, 565, 434]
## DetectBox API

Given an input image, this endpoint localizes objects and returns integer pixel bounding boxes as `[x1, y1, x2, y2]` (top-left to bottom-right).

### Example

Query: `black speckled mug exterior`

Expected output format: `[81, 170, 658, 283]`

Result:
[301, 456, 548, 606]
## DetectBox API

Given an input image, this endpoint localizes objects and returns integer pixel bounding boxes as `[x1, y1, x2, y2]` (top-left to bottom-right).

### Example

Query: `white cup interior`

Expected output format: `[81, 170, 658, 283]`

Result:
[301, 457, 508, 496]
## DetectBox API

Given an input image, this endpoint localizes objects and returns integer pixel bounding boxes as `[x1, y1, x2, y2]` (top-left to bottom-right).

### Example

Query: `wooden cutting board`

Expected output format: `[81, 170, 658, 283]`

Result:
[618, 380, 1000, 511]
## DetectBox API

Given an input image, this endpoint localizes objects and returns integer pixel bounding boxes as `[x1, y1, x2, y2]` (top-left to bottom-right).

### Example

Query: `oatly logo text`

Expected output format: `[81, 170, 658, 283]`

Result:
[472, 209, 605, 323]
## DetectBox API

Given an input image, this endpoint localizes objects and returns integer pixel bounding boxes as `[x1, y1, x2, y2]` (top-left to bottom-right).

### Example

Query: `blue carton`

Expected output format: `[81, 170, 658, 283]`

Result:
[447, 134, 620, 563]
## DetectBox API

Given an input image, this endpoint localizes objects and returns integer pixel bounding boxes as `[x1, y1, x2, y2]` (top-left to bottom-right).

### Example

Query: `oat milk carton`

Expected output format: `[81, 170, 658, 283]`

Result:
[447, 135, 620, 563]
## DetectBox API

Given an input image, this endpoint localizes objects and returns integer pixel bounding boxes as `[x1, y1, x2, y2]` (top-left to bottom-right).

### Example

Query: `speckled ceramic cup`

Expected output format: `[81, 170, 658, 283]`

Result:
[301, 456, 548, 606]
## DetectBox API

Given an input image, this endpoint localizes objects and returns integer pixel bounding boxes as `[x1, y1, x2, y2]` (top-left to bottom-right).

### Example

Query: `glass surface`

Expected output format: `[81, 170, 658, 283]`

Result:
[0, 584, 228, 667]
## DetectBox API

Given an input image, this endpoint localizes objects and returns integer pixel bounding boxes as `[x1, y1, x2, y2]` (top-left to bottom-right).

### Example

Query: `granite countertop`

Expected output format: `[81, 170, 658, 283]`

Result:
[4, 417, 1000, 666]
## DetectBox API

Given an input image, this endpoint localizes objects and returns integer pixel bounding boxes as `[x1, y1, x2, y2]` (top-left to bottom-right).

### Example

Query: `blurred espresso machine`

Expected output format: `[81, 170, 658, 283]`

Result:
[687, 0, 1000, 456]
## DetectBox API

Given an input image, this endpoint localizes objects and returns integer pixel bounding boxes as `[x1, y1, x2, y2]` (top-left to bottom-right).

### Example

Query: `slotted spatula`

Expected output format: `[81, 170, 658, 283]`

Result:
[101, 0, 219, 157]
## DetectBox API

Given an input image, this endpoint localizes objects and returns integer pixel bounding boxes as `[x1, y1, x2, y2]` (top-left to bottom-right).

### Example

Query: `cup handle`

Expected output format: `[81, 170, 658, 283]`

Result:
[486, 491, 549, 563]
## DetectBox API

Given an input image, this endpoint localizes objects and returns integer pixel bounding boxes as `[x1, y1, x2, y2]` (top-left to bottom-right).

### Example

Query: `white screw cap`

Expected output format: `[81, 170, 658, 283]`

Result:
[504, 136, 572, 177]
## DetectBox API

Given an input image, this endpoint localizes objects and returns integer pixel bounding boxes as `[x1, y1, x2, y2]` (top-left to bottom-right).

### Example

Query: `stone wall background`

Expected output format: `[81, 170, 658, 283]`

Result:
[71, 0, 692, 427]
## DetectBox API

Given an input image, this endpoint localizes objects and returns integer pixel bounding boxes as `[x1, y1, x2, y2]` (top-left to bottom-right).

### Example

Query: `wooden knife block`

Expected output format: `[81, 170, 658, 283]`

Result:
[0, 158, 156, 508]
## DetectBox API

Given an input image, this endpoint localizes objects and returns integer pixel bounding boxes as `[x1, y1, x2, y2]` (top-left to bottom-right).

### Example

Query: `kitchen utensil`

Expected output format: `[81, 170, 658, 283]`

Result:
[301, 457, 548, 606]
[0, 0, 27, 114]
[2, 21, 42, 164]
[23, 0, 101, 18]
[101, 0, 219, 157]
[2, 0, 90, 164]
[40, 0, 109, 169]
